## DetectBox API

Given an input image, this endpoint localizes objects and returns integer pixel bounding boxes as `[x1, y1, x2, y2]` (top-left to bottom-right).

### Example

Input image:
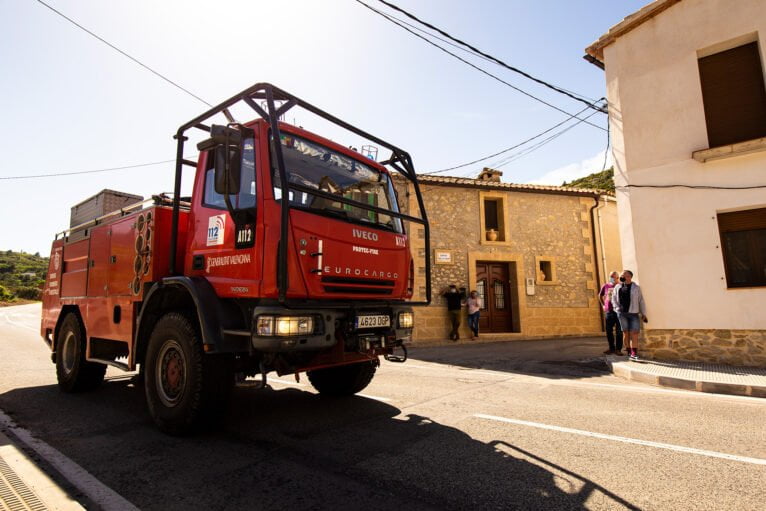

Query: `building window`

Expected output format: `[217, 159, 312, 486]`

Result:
[479, 192, 508, 244]
[539, 260, 553, 282]
[493, 280, 506, 309]
[698, 41, 766, 148]
[483, 198, 504, 241]
[477, 280, 488, 311]
[484, 199, 498, 231]
[717, 207, 766, 288]
[534, 256, 558, 285]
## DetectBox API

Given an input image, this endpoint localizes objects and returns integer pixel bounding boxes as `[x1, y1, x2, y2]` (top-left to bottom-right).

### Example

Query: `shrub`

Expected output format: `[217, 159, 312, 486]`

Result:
[15, 286, 41, 300]
[0, 284, 13, 301]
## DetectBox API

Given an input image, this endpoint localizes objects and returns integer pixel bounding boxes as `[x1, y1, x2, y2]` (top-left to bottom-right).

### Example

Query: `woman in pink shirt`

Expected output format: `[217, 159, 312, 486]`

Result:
[466, 290, 482, 341]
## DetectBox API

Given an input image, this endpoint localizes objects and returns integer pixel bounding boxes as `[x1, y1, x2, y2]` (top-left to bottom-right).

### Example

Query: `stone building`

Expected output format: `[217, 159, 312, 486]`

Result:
[585, 0, 766, 366]
[394, 169, 620, 343]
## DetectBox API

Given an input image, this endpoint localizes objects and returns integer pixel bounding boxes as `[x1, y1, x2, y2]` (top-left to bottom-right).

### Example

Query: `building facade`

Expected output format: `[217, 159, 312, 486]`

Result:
[395, 170, 620, 343]
[586, 0, 766, 366]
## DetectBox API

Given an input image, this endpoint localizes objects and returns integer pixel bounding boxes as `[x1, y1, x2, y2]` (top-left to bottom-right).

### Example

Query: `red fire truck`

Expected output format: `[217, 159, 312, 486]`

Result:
[41, 83, 431, 434]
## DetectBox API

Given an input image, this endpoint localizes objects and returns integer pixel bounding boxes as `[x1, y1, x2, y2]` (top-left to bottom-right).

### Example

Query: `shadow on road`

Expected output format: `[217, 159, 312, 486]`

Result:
[407, 337, 612, 380]
[0, 376, 636, 510]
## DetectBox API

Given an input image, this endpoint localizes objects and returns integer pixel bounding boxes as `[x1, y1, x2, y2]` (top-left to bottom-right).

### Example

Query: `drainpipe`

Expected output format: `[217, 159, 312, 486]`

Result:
[590, 195, 605, 332]
[596, 196, 608, 286]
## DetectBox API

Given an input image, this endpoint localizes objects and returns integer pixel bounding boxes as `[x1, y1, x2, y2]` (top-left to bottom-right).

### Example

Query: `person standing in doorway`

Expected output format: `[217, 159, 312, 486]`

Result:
[611, 270, 648, 361]
[599, 271, 623, 355]
[466, 290, 482, 341]
[443, 284, 464, 341]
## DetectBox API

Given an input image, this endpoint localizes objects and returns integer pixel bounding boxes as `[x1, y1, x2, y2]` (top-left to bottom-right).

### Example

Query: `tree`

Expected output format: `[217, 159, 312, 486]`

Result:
[562, 167, 615, 193]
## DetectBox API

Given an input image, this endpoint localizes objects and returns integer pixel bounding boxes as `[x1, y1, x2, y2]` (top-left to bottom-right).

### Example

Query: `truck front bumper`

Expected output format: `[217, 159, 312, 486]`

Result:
[250, 305, 413, 353]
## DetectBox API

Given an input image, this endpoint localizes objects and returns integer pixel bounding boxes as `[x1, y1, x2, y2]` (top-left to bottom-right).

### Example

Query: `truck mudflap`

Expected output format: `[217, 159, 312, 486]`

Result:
[250, 305, 413, 354]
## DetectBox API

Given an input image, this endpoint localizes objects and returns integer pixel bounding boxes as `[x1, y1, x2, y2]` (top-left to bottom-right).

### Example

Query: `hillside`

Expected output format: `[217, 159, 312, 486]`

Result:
[562, 167, 615, 192]
[0, 250, 48, 302]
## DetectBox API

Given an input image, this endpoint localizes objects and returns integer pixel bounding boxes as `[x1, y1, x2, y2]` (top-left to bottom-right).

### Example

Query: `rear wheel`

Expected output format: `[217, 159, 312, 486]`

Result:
[144, 312, 233, 435]
[55, 313, 106, 392]
[307, 361, 377, 396]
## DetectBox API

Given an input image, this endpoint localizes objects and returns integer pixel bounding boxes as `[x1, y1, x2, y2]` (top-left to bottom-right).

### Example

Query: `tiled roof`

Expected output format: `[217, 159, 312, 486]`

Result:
[407, 174, 612, 197]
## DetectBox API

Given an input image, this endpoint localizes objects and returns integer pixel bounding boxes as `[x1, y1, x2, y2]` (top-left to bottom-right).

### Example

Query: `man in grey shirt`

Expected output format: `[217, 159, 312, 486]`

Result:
[611, 270, 648, 361]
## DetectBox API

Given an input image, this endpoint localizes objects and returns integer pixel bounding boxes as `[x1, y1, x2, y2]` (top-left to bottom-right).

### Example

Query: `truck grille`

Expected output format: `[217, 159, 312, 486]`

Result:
[321, 276, 395, 295]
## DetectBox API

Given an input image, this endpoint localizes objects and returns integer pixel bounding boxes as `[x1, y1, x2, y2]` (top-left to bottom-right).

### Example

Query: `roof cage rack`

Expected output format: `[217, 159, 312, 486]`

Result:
[169, 82, 431, 305]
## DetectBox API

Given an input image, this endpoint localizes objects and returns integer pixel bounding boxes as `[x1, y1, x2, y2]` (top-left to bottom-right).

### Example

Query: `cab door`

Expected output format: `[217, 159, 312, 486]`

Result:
[185, 127, 262, 297]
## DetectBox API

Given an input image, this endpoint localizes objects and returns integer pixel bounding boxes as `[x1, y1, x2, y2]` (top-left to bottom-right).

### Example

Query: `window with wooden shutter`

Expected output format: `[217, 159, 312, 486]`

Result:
[698, 42, 766, 147]
[717, 208, 766, 288]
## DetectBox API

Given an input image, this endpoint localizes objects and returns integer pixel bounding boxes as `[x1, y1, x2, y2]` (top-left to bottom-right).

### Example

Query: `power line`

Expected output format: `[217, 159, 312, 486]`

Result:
[0, 159, 178, 180]
[373, 0, 603, 111]
[479, 108, 602, 171]
[446, 107, 602, 178]
[367, 4, 598, 104]
[34, 0, 212, 107]
[355, 0, 606, 131]
[424, 99, 603, 175]
[377, 10, 497, 66]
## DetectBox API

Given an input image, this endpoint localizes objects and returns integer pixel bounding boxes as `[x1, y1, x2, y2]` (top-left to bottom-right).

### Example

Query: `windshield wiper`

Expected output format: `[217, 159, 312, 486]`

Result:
[317, 207, 349, 220]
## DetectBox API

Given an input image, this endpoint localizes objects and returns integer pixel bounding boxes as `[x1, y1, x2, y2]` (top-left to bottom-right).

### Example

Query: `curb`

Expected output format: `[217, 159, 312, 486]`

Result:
[605, 359, 766, 398]
[0, 430, 84, 511]
[0, 410, 139, 511]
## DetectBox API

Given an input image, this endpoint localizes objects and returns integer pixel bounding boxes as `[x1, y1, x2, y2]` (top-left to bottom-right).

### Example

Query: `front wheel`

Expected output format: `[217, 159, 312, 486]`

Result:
[307, 361, 377, 396]
[56, 313, 106, 392]
[144, 313, 233, 435]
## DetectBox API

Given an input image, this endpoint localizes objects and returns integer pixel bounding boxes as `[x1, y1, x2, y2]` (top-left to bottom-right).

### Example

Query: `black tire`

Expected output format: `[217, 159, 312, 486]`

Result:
[144, 312, 233, 435]
[307, 361, 377, 396]
[56, 313, 106, 392]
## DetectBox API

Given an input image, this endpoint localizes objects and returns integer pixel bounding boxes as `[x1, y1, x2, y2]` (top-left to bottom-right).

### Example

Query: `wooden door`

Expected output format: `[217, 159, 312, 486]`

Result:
[475, 262, 514, 333]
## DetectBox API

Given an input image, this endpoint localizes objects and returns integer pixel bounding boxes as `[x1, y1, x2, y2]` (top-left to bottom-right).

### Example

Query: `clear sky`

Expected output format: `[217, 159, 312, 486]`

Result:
[0, 0, 647, 255]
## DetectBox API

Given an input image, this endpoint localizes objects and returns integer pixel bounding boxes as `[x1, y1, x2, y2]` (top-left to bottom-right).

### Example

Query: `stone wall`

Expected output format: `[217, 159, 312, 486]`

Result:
[394, 178, 613, 343]
[643, 329, 766, 367]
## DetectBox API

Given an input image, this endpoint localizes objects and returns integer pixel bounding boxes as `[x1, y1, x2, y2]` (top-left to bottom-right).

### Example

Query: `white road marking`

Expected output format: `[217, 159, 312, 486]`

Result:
[474, 413, 766, 466]
[0, 310, 38, 333]
[0, 410, 140, 510]
[503, 377, 766, 404]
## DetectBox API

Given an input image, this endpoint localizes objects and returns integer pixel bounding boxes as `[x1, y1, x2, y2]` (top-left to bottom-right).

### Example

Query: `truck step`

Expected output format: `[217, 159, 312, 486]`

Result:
[87, 358, 130, 371]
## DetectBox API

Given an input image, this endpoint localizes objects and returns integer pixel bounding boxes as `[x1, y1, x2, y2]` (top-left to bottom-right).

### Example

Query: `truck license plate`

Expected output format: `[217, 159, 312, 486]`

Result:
[356, 315, 390, 329]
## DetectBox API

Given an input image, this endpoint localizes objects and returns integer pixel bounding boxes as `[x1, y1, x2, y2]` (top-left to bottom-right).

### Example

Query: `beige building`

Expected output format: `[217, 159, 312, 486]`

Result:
[586, 0, 766, 366]
[395, 169, 621, 343]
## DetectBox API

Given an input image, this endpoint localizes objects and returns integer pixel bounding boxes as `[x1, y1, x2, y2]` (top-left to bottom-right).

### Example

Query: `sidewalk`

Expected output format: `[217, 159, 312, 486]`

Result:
[0, 430, 84, 511]
[605, 355, 766, 397]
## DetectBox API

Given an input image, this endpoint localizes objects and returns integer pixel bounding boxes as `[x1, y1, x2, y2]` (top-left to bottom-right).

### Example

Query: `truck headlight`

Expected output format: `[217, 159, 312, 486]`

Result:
[256, 315, 315, 336]
[398, 311, 414, 329]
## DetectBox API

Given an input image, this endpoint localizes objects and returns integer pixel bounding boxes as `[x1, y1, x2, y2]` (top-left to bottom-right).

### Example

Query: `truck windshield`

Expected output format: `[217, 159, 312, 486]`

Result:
[272, 134, 403, 233]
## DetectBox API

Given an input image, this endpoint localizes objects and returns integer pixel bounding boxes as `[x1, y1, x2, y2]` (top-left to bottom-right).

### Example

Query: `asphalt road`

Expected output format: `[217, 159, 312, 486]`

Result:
[1, 304, 764, 510]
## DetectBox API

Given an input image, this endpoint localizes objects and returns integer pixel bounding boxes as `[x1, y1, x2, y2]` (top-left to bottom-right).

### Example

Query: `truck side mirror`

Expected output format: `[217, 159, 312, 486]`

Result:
[214, 145, 241, 195]
[195, 124, 245, 196]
